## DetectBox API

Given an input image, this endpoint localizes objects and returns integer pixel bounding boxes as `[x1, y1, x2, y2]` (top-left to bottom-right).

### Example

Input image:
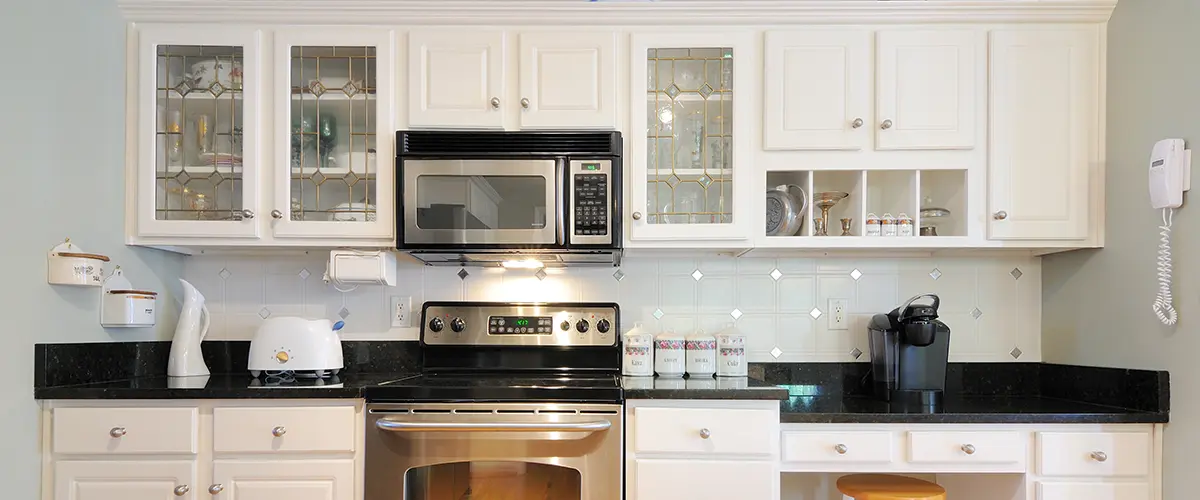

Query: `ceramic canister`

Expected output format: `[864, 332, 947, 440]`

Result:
[715, 329, 748, 377]
[685, 331, 717, 377]
[623, 328, 655, 377]
[654, 331, 687, 378]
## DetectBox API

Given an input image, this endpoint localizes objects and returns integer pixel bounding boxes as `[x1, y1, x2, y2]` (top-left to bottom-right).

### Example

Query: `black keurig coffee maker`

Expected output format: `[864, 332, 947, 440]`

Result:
[868, 294, 951, 410]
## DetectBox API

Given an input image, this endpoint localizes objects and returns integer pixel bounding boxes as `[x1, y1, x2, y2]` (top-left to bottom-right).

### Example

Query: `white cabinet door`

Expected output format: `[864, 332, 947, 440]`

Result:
[55, 460, 198, 500]
[272, 28, 396, 239]
[764, 29, 870, 150]
[519, 31, 617, 129]
[211, 460, 354, 500]
[876, 29, 980, 150]
[1037, 482, 1150, 500]
[408, 30, 505, 129]
[988, 28, 1097, 240]
[630, 32, 754, 242]
[632, 459, 775, 500]
[135, 25, 263, 239]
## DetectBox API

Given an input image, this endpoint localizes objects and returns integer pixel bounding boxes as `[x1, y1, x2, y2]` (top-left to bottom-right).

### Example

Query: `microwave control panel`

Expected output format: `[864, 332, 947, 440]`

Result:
[570, 159, 612, 245]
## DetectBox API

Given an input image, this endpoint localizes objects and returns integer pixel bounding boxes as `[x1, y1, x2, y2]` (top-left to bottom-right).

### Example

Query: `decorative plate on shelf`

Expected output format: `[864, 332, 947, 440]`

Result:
[198, 152, 243, 166]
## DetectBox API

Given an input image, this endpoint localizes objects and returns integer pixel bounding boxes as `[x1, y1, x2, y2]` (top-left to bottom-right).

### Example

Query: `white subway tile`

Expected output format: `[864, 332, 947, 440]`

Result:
[737, 275, 778, 313]
[855, 273, 899, 313]
[776, 276, 816, 312]
[697, 276, 735, 313]
[659, 275, 697, 314]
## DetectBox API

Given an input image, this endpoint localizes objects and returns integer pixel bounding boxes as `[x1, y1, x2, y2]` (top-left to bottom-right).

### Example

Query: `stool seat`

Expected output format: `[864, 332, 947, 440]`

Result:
[836, 474, 946, 500]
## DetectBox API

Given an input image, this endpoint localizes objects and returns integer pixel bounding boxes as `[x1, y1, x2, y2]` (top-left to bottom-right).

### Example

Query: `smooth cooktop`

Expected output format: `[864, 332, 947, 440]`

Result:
[364, 373, 622, 403]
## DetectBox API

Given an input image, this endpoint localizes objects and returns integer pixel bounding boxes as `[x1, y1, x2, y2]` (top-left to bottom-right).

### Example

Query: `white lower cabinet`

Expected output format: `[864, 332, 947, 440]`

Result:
[634, 459, 775, 500]
[54, 460, 198, 500]
[1037, 482, 1151, 500]
[212, 460, 355, 500]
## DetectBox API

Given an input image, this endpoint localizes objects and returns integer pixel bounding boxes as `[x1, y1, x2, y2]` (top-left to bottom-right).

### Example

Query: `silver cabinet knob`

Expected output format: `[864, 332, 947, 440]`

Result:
[174, 485, 190, 496]
[208, 484, 224, 495]
[961, 444, 976, 455]
[109, 427, 126, 438]
[834, 444, 848, 455]
[520, 97, 530, 109]
[699, 428, 711, 439]
[880, 119, 893, 130]
[632, 212, 642, 220]
[271, 209, 283, 219]
[993, 211, 1008, 220]
[272, 426, 286, 437]
[1091, 451, 1108, 462]
[241, 209, 254, 219]
[851, 118, 864, 129]
[490, 97, 500, 109]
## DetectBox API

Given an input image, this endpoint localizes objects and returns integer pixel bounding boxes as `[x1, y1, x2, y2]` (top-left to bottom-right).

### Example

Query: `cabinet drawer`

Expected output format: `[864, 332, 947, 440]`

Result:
[1037, 482, 1150, 500]
[213, 406, 356, 454]
[782, 431, 893, 464]
[53, 407, 198, 455]
[908, 431, 1025, 466]
[633, 407, 775, 456]
[1037, 432, 1151, 477]
[634, 459, 775, 499]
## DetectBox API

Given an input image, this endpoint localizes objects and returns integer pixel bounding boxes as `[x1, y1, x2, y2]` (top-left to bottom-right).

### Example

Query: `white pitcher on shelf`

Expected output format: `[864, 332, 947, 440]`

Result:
[169, 279, 211, 378]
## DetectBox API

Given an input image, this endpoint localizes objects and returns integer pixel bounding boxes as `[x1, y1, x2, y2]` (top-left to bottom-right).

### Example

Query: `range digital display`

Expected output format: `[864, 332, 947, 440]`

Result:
[489, 316, 553, 334]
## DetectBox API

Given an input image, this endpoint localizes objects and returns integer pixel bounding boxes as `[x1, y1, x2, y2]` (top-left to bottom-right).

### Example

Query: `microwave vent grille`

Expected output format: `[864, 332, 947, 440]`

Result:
[398, 131, 621, 156]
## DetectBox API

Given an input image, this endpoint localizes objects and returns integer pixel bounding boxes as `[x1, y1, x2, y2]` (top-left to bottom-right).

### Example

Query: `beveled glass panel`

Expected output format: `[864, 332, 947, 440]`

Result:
[289, 46, 377, 222]
[404, 461, 581, 500]
[645, 47, 733, 225]
[155, 45, 245, 221]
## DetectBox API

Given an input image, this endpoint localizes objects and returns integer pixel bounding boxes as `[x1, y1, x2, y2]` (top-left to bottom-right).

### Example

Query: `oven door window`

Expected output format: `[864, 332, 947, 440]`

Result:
[403, 160, 559, 245]
[405, 461, 581, 500]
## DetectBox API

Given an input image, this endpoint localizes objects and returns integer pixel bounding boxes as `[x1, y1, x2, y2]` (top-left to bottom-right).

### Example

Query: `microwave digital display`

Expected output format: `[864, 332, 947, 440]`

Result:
[489, 316, 554, 334]
[581, 163, 602, 171]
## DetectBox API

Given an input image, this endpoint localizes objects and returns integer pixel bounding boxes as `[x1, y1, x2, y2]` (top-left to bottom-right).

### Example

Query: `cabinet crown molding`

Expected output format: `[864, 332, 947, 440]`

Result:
[118, 0, 1117, 25]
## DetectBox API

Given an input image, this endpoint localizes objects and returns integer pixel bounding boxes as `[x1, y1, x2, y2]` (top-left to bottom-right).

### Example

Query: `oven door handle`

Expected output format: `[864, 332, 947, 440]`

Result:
[375, 419, 611, 433]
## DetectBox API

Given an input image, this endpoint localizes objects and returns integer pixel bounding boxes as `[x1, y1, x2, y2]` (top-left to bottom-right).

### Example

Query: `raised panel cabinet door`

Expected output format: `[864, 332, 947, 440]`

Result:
[211, 460, 354, 500]
[55, 460, 198, 500]
[764, 29, 870, 150]
[988, 28, 1098, 240]
[136, 24, 264, 239]
[408, 30, 505, 129]
[632, 459, 775, 500]
[272, 28, 396, 239]
[1037, 482, 1150, 500]
[876, 29, 981, 150]
[519, 31, 617, 129]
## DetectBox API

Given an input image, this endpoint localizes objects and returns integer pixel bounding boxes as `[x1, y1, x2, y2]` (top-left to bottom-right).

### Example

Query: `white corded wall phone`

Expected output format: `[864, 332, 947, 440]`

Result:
[1149, 139, 1191, 325]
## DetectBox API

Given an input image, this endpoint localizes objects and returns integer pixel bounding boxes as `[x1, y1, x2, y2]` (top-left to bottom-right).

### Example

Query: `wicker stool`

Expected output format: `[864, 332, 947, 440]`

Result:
[836, 474, 947, 500]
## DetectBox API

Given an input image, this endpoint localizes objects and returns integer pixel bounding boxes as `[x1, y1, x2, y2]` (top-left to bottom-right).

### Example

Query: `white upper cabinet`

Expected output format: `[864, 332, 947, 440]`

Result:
[408, 30, 506, 129]
[135, 25, 263, 239]
[518, 31, 617, 129]
[272, 28, 396, 239]
[763, 29, 870, 150]
[876, 29, 981, 150]
[988, 27, 1098, 240]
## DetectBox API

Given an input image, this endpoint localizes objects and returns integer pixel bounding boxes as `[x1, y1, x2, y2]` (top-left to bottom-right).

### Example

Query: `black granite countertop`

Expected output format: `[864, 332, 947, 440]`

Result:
[779, 395, 1168, 424]
[621, 376, 790, 400]
[33, 373, 417, 400]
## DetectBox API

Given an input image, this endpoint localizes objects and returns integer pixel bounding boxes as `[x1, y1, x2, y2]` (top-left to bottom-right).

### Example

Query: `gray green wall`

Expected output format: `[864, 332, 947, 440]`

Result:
[1042, 0, 1200, 497]
[0, 1, 184, 498]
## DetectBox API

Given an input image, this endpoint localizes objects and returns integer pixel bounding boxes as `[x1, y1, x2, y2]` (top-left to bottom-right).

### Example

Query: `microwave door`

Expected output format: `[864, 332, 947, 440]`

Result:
[403, 159, 560, 246]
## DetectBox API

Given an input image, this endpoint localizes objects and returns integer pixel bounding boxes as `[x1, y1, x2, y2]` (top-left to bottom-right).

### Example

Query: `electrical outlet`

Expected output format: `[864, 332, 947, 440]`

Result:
[828, 298, 849, 331]
[390, 296, 412, 328]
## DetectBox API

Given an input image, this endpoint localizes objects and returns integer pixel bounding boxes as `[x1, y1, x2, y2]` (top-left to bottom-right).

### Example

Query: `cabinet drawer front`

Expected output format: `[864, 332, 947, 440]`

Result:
[1037, 432, 1151, 477]
[908, 431, 1025, 465]
[1037, 482, 1150, 500]
[634, 459, 775, 499]
[633, 407, 775, 456]
[782, 431, 893, 464]
[214, 406, 356, 454]
[53, 407, 198, 455]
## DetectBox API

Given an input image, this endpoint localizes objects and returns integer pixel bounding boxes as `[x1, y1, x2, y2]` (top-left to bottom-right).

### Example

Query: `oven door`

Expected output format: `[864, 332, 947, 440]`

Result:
[366, 403, 621, 500]
[402, 159, 562, 246]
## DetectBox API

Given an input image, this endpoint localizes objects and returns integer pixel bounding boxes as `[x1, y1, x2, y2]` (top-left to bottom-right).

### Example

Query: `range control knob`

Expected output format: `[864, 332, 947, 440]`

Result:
[596, 319, 611, 333]
[450, 317, 466, 333]
[428, 317, 444, 332]
[576, 319, 590, 333]
[560, 320, 571, 331]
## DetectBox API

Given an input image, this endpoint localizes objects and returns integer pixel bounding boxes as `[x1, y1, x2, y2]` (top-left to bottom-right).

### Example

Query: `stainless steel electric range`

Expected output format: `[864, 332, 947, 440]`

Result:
[365, 302, 622, 500]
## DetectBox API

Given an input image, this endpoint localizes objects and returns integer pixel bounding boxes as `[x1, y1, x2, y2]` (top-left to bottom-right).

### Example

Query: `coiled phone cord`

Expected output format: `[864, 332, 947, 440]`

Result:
[1154, 208, 1178, 326]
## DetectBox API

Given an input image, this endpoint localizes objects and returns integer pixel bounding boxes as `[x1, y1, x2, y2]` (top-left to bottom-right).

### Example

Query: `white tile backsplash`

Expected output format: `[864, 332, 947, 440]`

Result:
[182, 254, 1041, 362]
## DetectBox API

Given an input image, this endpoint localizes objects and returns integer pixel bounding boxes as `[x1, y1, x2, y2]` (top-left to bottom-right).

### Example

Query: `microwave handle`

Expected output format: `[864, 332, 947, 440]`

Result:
[556, 159, 566, 246]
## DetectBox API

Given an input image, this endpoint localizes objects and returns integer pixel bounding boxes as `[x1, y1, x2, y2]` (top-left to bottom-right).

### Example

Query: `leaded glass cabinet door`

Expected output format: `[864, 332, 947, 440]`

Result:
[272, 29, 395, 239]
[137, 25, 262, 238]
[629, 33, 753, 241]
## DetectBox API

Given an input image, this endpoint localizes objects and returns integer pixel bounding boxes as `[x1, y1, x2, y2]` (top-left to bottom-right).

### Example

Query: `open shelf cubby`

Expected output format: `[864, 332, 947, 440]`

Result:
[918, 169, 968, 237]
[865, 170, 918, 237]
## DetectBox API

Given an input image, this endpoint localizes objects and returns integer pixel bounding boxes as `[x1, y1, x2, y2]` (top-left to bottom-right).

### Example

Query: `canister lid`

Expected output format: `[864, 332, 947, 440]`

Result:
[108, 289, 158, 296]
[55, 252, 111, 262]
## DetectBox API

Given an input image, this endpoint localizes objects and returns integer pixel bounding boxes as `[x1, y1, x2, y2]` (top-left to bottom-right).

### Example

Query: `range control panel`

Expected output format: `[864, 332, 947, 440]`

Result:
[422, 302, 618, 347]
[570, 160, 612, 245]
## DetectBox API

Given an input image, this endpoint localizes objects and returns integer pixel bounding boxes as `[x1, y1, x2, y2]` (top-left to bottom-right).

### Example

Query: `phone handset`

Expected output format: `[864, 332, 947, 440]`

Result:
[1149, 139, 1191, 325]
